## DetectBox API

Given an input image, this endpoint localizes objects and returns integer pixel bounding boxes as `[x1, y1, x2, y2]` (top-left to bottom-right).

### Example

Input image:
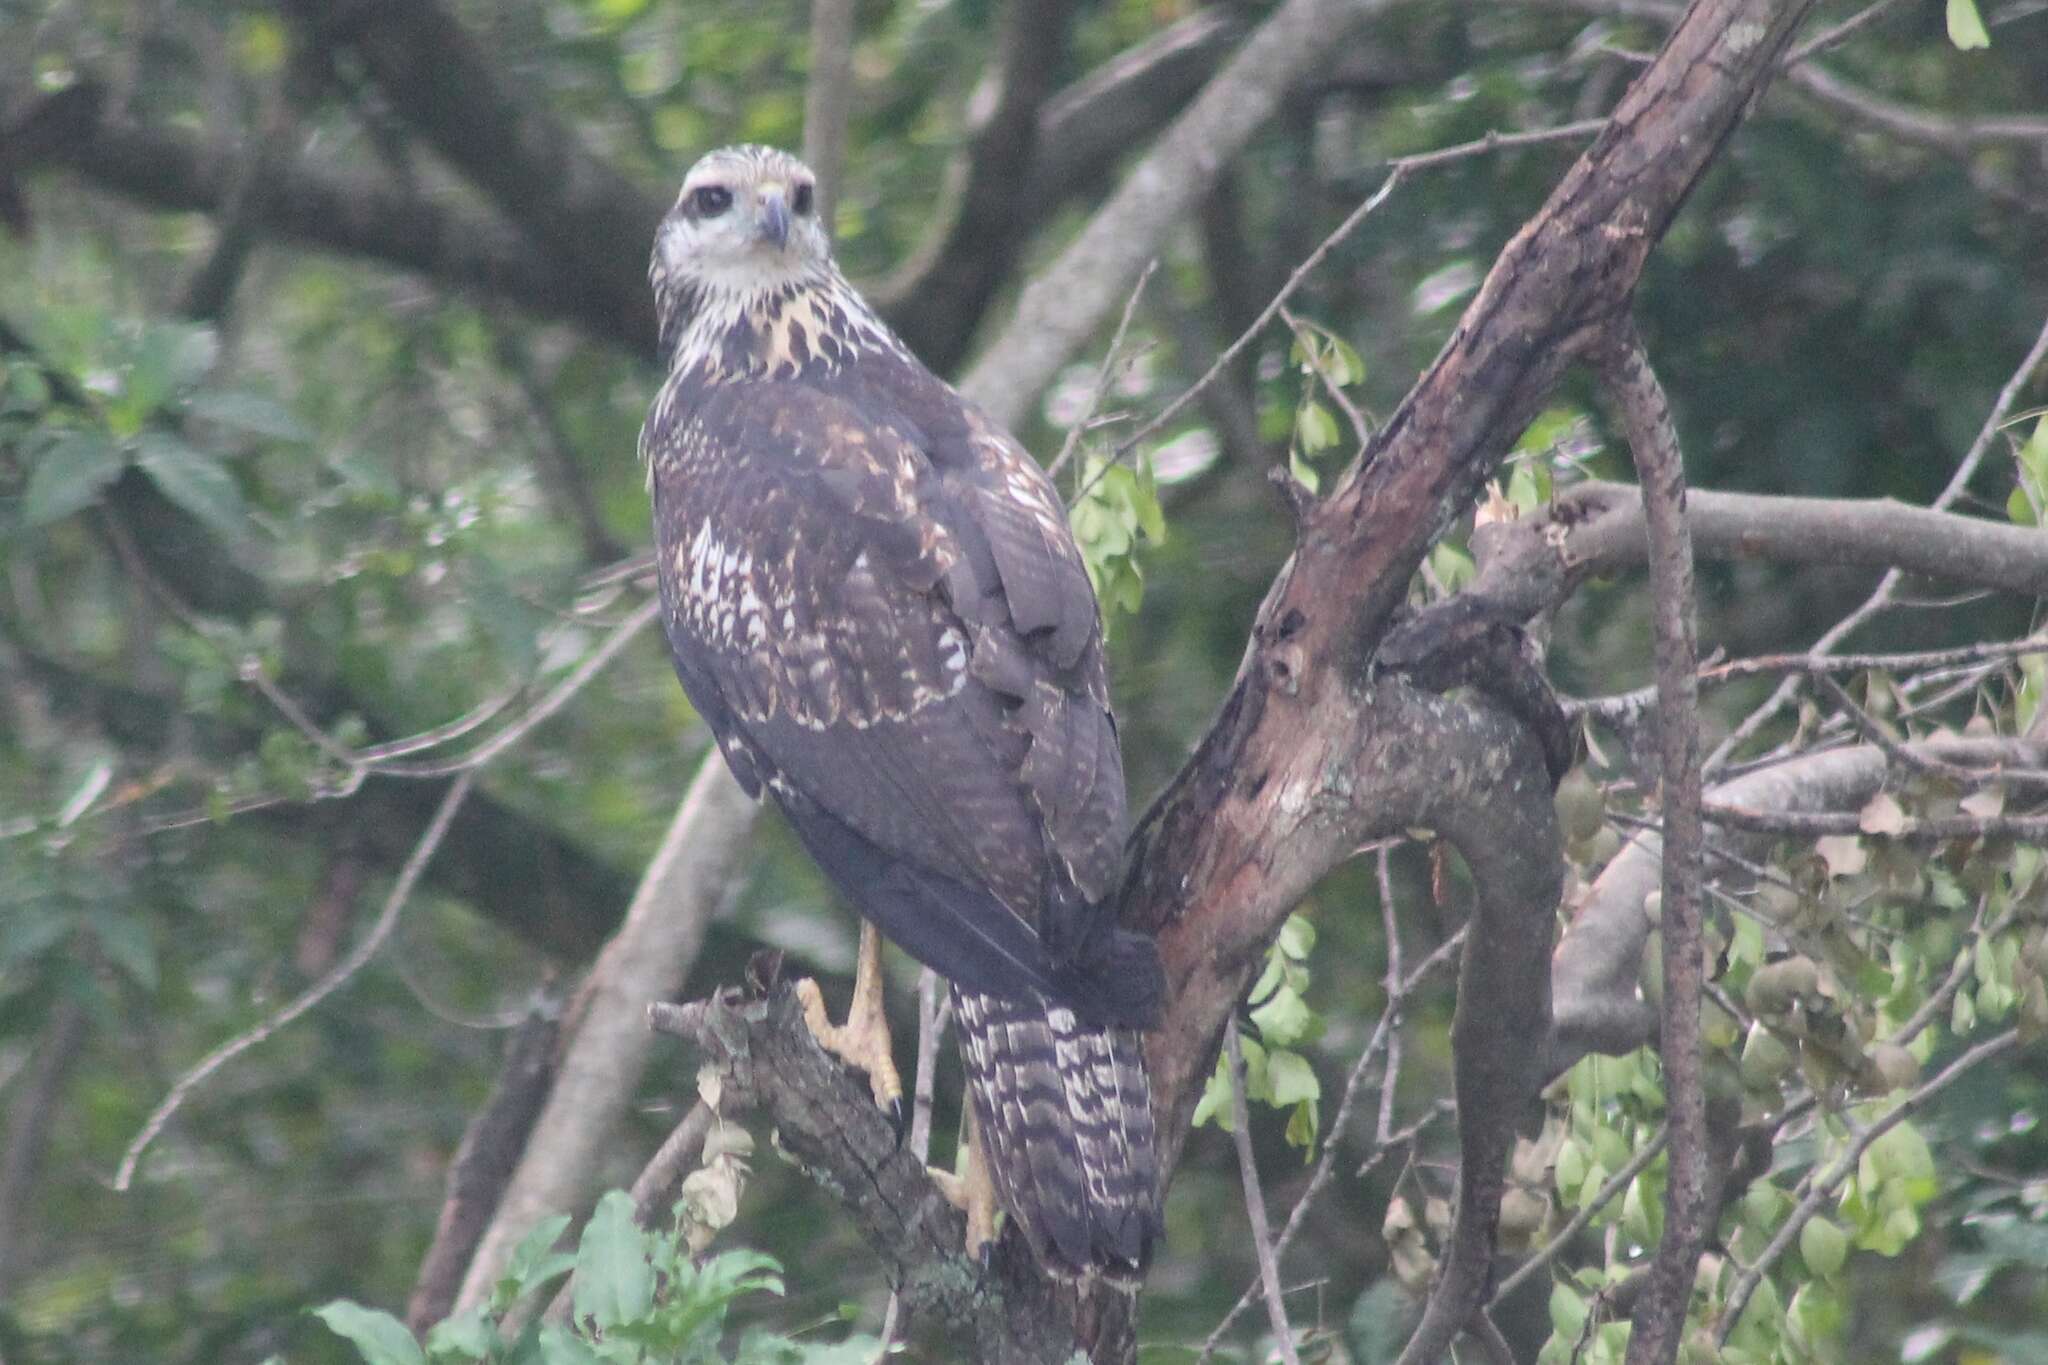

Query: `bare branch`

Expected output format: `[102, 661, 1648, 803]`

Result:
[872, 0, 1078, 372]
[1596, 327, 1706, 1365]
[1470, 480, 2048, 626]
[408, 1000, 563, 1331]
[1225, 1017, 1303, 1365]
[1706, 309, 2048, 772]
[115, 770, 477, 1191]
[1787, 63, 2048, 155]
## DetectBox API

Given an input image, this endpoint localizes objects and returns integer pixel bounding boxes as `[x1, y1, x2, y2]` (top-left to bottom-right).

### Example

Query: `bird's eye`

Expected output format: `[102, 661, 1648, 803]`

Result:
[689, 185, 733, 217]
[791, 183, 815, 216]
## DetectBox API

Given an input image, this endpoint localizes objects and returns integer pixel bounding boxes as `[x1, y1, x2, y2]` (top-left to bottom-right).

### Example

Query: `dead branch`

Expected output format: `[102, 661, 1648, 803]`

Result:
[1470, 481, 2048, 623]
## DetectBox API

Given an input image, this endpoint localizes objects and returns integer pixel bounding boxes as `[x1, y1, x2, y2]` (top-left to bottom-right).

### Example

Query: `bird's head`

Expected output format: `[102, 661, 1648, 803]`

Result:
[652, 145, 831, 302]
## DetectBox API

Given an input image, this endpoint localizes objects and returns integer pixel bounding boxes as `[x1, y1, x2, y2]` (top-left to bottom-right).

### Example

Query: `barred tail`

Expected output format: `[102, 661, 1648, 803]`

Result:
[953, 988, 1161, 1280]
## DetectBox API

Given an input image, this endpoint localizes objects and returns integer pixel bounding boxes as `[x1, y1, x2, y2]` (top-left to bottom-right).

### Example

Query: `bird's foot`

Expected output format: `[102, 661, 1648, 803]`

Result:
[794, 975, 905, 1132]
[931, 1111, 999, 1263]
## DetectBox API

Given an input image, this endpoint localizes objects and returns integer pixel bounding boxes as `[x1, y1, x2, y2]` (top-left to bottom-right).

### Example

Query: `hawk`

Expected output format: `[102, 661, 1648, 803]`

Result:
[641, 144, 1164, 1278]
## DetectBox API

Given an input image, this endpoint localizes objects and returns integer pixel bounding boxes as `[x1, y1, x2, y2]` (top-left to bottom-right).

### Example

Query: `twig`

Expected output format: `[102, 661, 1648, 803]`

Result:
[1706, 310, 2048, 775]
[1114, 118, 1609, 464]
[1376, 845, 1404, 1146]
[1599, 325, 1707, 1365]
[1197, 928, 1465, 1360]
[375, 599, 660, 778]
[1225, 1016, 1303, 1365]
[1048, 259, 1158, 482]
[629, 1101, 717, 1226]
[115, 771, 476, 1190]
[1702, 802, 2048, 841]
[1715, 1028, 2024, 1342]
[1783, 0, 1907, 63]
[1492, 1124, 1670, 1304]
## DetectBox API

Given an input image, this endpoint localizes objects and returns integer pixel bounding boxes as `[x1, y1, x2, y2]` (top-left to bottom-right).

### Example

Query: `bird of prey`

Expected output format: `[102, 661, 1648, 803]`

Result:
[640, 144, 1164, 1278]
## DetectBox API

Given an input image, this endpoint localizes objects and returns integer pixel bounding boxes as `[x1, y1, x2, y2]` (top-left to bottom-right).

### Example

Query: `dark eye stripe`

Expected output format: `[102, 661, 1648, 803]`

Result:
[791, 183, 815, 216]
[688, 185, 733, 218]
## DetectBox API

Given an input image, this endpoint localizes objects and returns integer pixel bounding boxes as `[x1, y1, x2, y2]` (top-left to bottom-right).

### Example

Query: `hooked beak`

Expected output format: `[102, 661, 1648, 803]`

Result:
[756, 193, 790, 251]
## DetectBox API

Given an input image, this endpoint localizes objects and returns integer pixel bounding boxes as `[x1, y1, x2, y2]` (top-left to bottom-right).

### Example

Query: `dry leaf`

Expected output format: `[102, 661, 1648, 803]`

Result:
[1816, 834, 1868, 877]
[1858, 792, 1907, 836]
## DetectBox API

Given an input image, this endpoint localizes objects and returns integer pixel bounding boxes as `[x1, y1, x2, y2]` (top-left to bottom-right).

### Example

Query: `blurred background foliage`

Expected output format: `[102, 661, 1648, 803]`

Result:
[1, 0, 2045, 1361]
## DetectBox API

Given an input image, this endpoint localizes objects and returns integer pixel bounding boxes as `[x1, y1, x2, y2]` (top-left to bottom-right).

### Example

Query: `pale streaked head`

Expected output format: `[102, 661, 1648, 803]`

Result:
[652, 145, 832, 301]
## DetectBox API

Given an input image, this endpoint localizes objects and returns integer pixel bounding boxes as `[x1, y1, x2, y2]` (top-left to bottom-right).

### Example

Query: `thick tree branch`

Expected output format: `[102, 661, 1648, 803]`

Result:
[872, 0, 1077, 372]
[1469, 480, 2048, 621]
[282, 0, 666, 348]
[961, 0, 1392, 427]
[6, 80, 615, 340]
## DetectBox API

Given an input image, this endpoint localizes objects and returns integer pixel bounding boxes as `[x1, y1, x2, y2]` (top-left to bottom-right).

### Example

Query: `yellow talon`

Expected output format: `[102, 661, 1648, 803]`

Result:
[931, 1105, 999, 1260]
[795, 922, 903, 1117]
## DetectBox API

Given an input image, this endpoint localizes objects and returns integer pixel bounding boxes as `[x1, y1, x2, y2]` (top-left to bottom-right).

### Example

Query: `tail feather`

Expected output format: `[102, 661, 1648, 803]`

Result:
[954, 987, 1161, 1279]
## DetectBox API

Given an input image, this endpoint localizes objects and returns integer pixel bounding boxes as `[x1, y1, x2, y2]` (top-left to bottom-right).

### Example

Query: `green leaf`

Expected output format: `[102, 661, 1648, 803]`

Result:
[496, 1214, 574, 1309]
[1288, 448, 1320, 495]
[1548, 1281, 1587, 1338]
[1801, 1215, 1849, 1279]
[533, 1325, 603, 1365]
[423, 1307, 497, 1360]
[572, 1190, 654, 1329]
[134, 433, 251, 541]
[22, 429, 126, 525]
[1249, 987, 1317, 1048]
[313, 1301, 428, 1365]
[1946, 0, 1991, 48]
[87, 910, 157, 990]
[1266, 1047, 1320, 1108]
[1295, 400, 1339, 454]
[1277, 913, 1316, 960]
[186, 389, 310, 442]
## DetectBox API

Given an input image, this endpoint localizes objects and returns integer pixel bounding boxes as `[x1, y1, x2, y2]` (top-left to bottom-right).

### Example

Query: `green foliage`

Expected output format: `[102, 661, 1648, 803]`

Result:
[1069, 452, 1166, 626]
[1192, 915, 1323, 1155]
[1945, 0, 1991, 50]
[1280, 318, 1367, 494]
[317, 1192, 876, 1365]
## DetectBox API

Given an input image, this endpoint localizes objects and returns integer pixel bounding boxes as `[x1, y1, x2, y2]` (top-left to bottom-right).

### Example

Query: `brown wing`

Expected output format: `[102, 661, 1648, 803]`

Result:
[648, 379, 1153, 1024]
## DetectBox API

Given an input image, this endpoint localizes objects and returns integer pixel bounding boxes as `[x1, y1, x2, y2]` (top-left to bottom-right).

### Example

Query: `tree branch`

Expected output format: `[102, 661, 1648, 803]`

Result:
[1468, 480, 2048, 622]
[872, 0, 1078, 372]
[648, 988, 1092, 1364]
[1596, 327, 1706, 1365]
[282, 0, 666, 349]
[408, 999, 562, 1331]
[960, 0, 1393, 426]
[452, 754, 759, 1313]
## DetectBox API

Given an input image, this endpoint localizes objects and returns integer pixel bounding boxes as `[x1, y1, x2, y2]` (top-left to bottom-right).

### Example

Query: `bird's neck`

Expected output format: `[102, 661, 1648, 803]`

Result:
[660, 265, 908, 387]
